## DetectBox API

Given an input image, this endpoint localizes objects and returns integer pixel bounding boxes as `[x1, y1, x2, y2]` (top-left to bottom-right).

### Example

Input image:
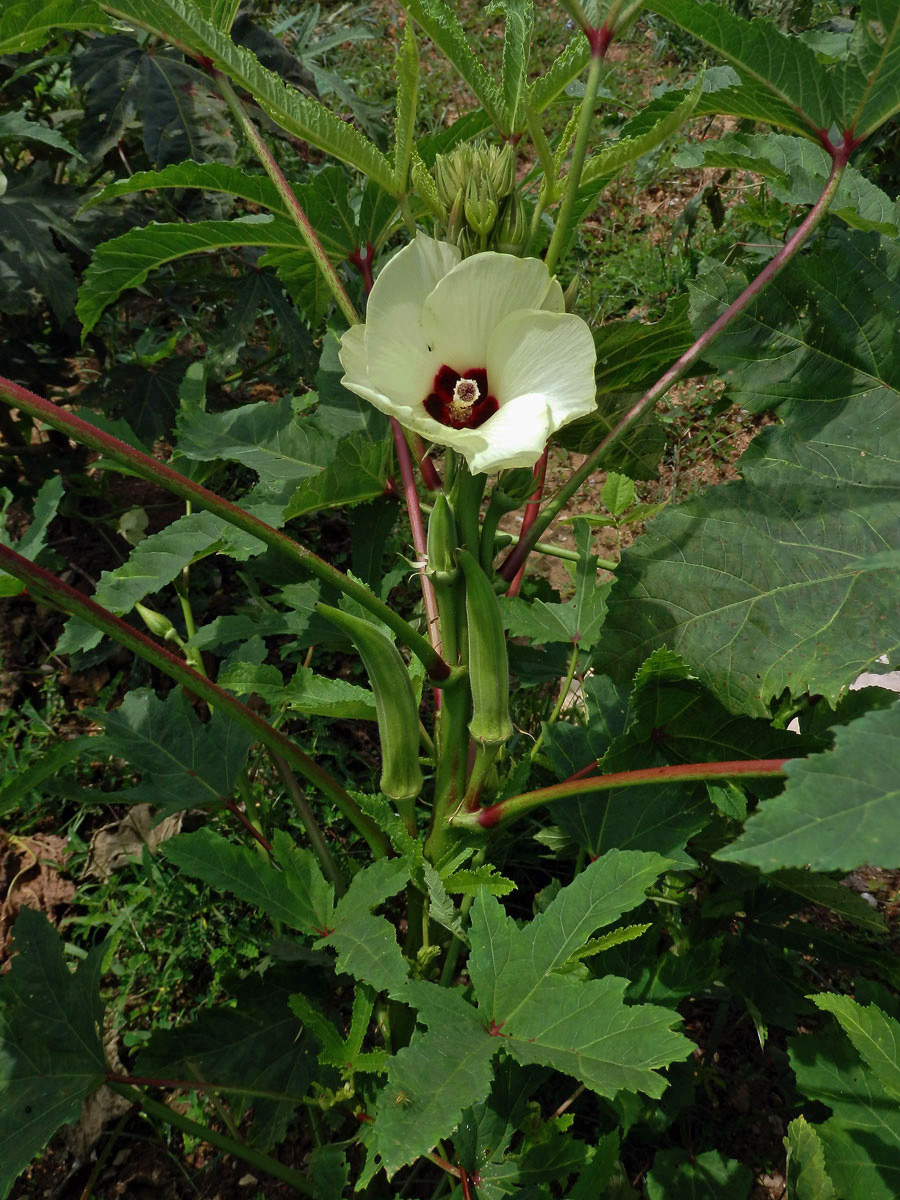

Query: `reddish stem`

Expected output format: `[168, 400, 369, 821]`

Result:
[498, 151, 850, 583]
[223, 798, 274, 854]
[412, 434, 443, 491]
[0, 541, 388, 858]
[460, 758, 790, 830]
[0, 375, 449, 681]
[506, 446, 549, 597]
[349, 242, 376, 295]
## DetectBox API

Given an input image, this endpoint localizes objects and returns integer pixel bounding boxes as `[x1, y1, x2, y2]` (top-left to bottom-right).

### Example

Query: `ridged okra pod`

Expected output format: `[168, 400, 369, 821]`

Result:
[317, 604, 423, 806]
[457, 550, 513, 749]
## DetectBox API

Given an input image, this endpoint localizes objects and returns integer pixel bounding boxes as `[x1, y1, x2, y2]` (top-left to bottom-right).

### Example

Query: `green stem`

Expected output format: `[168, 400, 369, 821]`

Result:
[0, 542, 389, 859]
[213, 71, 360, 328]
[530, 642, 579, 760]
[108, 1083, 315, 1196]
[499, 152, 850, 582]
[544, 50, 606, 275]
[0, 377, 450, 682]
[448, 458, 486, 554]
[453, 759, 791, 831]
[425, 675, 471, 863]
[272, 752, 347, 896]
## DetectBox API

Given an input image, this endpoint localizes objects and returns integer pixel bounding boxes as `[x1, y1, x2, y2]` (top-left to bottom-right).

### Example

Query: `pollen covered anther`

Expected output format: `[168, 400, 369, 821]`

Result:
[424, 364, 499, 430]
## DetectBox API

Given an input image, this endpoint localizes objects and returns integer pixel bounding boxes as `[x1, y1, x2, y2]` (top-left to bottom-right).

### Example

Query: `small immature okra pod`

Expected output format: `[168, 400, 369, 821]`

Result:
[317, 604, 423, 804]
[426, 492, 459, 586]
[457, 550, 513, 749]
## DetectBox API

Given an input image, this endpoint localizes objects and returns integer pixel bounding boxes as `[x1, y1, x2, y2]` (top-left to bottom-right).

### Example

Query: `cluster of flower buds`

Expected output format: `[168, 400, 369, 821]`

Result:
[433, 143, 528, 256]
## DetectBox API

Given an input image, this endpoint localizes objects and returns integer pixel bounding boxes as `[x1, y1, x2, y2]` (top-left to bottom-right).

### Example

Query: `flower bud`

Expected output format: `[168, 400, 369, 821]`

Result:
[135, 602, 178, 641]
[495, 467, 535, 505]
[492, 193, 529, 255]
[488, 144, 516, 198]
[464, 176, 499, 239]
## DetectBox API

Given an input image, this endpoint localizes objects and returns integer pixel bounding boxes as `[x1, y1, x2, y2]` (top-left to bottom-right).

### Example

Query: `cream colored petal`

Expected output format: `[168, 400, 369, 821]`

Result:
[337, 323, 369, 388]
[542, 277, 566, 313]
[362, 234, 460, 408]
[458, 393, 555, 474]
[421, 253, 560, 370]
[487, 309, 597, 429]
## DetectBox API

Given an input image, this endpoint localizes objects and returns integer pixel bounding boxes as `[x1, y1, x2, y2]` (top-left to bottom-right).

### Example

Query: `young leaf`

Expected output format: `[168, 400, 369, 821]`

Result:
[785, 1116, 836, 1200]
[318, 859, 410, 994]
[0, 909, 107, 1197]
[647, 0, 834, 138]
[165, 827, 336, 934]
[101, 0, 394, 189]
[392, 22, 418, 194]
[527, 32, 590, 114]
[838, 0, 900, 141]
[0, 475, 63, 597]
[497, 0, 533, 133]
[790, 1026, 900, 1200]
[675, 133, 900, 235]
[601, 472, 635, 517]
[580, 73, 705, 190]
[403, 0, 506, 131]
[0, 0, 106, 54]
[811, 994, 900, 1101]
[219, 661, 377, 722]
[95, 688, 255, 815]
[501, 522, 608, 650]
[56, 509, 265, 654]
[717, 703, 900, 871]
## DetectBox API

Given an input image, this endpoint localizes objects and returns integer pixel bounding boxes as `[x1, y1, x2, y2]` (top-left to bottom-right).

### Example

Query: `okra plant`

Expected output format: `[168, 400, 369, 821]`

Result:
[1, 0, 900, 1195]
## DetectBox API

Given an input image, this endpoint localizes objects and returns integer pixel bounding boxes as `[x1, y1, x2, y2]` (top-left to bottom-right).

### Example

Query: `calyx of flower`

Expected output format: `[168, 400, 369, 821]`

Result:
[338, 234, 597, 475]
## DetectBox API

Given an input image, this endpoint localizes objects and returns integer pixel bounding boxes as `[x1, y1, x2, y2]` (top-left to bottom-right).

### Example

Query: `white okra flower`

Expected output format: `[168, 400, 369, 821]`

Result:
[338, 234, 597, 475]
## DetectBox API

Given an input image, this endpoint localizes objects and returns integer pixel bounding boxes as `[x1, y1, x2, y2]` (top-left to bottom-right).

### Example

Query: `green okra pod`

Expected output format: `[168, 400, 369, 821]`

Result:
[457, 550, 513, 749]
[317, 604, 423, 806]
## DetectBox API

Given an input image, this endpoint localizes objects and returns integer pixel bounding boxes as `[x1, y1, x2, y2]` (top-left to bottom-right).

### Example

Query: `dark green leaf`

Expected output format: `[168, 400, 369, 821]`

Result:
[102, 0, 393, 188]
[647, 0, 834, 137]
[95, 688, 255, 815]
[646, 1149, 753, 1200]
[595, 390, 900, 716]
[838, 0, 900, 140]
[137, 968, 316, 1149]
[675, 133, 900, 235]
[165, 827, 335, 934]
[811, 994, 900, 1101]
[718, 703, 900, 871]
[77, 216, 313, 334]
[0, 910, 107, 1196]
[689, 230, 900, 414]
[284, 430, 394, 519]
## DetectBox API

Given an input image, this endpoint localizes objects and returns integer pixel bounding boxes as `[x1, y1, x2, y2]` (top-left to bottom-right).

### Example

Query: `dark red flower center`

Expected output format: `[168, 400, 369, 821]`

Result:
[424, 365, 499, 430]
